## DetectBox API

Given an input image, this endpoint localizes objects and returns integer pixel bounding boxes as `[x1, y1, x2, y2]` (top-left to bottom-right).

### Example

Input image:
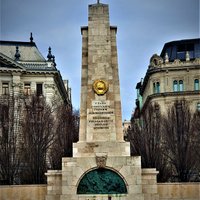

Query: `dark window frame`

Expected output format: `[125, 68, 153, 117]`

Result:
[194, 79, 199, 91]
[24, 83, 31, 95]
[2, 82, 9, 95]
[36, 83, 43, 96]
[153, 82, 160, 94]
[173, 80, 184, 92]
[176, 43, 195, 60]
[197, 103, 200, 111]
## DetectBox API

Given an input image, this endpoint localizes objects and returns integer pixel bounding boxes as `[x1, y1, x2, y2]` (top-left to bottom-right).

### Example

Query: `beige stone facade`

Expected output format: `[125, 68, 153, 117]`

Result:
[1, 183, 200, 200]
[158, 183, 200, 200]
[0, 41, 71, 106]
[0, 185, 47, 200]
[46, 156, 160, 200]
[135, 39, 200, 115]
[59, 156, 145, 200]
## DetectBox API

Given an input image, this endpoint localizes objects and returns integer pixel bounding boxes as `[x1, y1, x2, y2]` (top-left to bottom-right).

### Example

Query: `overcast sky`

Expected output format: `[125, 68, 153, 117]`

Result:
[1, 0, 199, 120]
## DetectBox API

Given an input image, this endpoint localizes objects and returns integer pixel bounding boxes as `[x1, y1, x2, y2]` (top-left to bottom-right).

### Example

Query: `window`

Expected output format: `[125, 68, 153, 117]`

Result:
[194, 79, 199, 91]
[153, 83, 156, 93]
[2, 83, 9, 95]
[177, 43, 194, 60]
[24, 83, 31, 95]
[179, 80, 184, 91]
[173, 80, 178, 91]
[187, 43, 195, 59]
[156, 82, 160, 93]
[36, 83, 43, 96]
[153, 82, 160, 94]
[177, 44, 186, 60]
[173, 80, 184, 92]
[165, 47, 172, 60]
[197, 103, 200, 111]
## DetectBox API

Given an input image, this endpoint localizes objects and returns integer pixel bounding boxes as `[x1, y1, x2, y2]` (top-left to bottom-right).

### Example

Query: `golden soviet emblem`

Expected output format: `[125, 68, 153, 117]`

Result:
[93, 80, 109, 95]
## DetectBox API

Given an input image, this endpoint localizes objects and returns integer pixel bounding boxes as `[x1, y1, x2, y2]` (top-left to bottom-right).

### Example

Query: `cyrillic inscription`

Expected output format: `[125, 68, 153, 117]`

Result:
[88, 100, 114, 130]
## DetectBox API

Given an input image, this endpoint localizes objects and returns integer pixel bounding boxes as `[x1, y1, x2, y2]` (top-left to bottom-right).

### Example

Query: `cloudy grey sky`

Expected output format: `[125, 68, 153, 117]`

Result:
[1, 0, 199, 120]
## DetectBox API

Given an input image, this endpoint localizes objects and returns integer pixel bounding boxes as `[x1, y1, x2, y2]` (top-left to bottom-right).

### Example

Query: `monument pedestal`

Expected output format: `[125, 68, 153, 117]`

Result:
[73, 141, 130, 157]
[46, 2, 159, 200]
[61, 156, 144, 200]
[46, 155, 159, 200]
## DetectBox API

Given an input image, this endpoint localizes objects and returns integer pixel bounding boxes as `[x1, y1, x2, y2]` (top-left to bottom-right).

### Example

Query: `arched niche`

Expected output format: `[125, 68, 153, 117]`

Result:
[77, 168, 127, 194]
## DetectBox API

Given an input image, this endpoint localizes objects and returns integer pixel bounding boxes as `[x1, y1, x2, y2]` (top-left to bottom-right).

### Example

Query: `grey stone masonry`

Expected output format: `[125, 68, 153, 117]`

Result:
[45, 3, 159, 200]
[76, 3, 128, 158]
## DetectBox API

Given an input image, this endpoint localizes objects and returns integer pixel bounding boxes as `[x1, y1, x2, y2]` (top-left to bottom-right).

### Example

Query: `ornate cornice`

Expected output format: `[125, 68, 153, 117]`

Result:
[142, 90, 200, 113]
[141, 58, 200, 95]
[19, 61, 56, 71]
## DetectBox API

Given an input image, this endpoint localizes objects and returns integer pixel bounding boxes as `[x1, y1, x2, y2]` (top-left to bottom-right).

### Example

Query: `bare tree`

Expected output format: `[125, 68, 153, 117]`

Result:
[20, 95, 55, 184]
[128, 103, 170, 182]
[193, 110, 200, 158]
[0, 95, 22, 184]
[192, 110, 200, 174]
[163, 100, 200, 182]
[49, 105, 79, 170]
[0, 93, 79, 183]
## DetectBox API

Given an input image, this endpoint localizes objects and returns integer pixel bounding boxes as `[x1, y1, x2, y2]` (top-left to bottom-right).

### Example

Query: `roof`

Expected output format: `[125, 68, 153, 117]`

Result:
[0, 40, 58, 72]
[138, 38, 200, 96]
[160, 38, 200, 61]
[0, 52, 26, 71]
[161, 38, 200, 51]
[0, 41, 46, 62]
[0, 39, 71, 105]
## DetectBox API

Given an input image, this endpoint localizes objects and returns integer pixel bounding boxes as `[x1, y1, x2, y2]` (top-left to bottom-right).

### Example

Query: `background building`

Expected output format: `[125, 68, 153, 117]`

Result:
[122, 119, 131, 140]
[0, 34, 72, 184]
[134, 38, 200, 117]
[0, 34, 71, 107]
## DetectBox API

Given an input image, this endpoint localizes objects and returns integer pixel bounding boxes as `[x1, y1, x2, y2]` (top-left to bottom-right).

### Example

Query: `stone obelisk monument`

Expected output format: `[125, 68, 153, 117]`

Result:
[45, 2, 159, 200]
[73, 1, 130, 157]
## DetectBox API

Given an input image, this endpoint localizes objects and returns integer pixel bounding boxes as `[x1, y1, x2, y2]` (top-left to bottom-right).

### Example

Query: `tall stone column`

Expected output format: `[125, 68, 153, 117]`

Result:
[74, 3, 129, 158]
[46, 3, 159, 200]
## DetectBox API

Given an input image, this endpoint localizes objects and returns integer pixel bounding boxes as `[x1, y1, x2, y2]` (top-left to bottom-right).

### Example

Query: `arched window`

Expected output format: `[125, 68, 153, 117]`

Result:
[153, 82, 156, 93]
[77, 168, 127, 194]
[179, 80, 184, 91]
[173, 80, 178, 91]
[197, 103, 200, 111]
[156, 82, 160, 93]
[173, 80, 184, 92]
[194, 79, 199, 91]
[153, 82, 160, 94]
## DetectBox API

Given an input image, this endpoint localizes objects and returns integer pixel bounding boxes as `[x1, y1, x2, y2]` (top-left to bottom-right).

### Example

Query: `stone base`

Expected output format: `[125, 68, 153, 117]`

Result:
[45, 170, 62, 200]
[45, 156, 159, 200]
[73, 141, 130, 157]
